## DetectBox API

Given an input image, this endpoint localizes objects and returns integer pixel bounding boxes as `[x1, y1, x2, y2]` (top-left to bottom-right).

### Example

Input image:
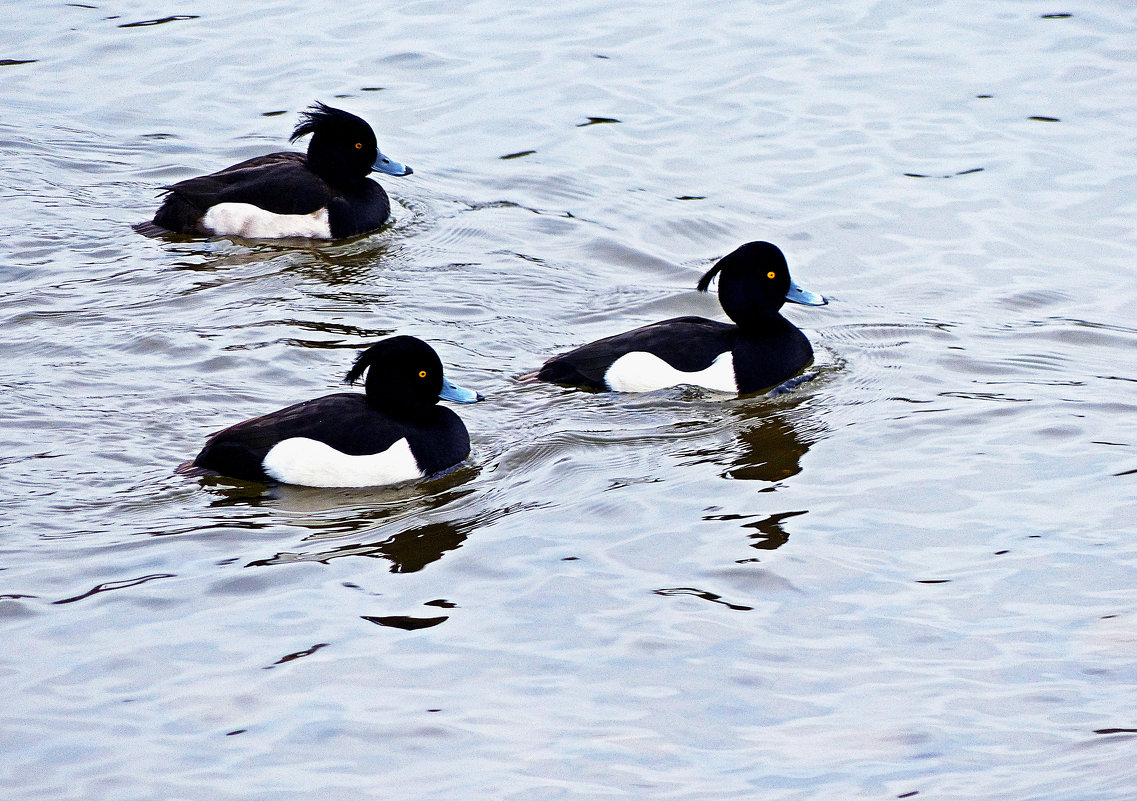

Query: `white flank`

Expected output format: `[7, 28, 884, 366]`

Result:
[604, 350, 738, 394]
[201, 203, 332, 238]
[262, 437, 422, 488]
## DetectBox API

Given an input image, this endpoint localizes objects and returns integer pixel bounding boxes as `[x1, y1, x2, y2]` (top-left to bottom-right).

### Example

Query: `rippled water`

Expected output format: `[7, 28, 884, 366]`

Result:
[3, 1, 1137, 799]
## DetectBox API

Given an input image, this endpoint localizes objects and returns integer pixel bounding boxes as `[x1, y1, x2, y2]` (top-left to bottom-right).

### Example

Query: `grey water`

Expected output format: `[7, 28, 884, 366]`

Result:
[2, 1, 1136, 799]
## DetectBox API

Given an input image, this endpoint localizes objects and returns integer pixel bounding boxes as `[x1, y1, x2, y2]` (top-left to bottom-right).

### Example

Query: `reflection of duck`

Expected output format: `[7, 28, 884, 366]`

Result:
[694, 399, 823, 552]
[248, 518, 470, 573]
[726, 404, 816, 483]
[247, 502, 514, 573]
[679, 395, 820, 485]
[731, 403, 822, 551]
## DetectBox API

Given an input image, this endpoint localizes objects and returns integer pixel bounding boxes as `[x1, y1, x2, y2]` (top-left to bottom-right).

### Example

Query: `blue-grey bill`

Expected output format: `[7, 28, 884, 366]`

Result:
[785, 279, 827, 306]
[440, 378, 482, 403]
[372, 150, 413, 176]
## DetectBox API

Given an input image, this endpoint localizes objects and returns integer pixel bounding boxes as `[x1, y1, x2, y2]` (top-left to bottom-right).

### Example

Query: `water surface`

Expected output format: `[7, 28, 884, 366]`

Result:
[2, 1, 1136, 799]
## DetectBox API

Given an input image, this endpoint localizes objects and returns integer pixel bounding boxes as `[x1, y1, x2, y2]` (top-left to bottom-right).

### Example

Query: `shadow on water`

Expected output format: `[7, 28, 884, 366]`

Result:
[286, 235, 411, 285]
[718, 399, 819, 553]
[248, 515, 475, 573]
[208, 316, 399, 352]
[703, 508, 810, 552]
[247, 496, 542, 573]
[255, 319, 399, 350]
[198, 461, 475, 511]
[155, 226, 408, 283]
[193, 465, 524, 572]
[725, 399, 819, 484]
[676, 383, 824, 487]
[668, 379, 828, 555]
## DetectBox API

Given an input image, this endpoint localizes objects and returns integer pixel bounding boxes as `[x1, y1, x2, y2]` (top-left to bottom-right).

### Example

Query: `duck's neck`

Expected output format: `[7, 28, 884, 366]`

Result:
[367, 395, 438, 422]
[307, 151, 368, 191]
[735, 311, 791, 336]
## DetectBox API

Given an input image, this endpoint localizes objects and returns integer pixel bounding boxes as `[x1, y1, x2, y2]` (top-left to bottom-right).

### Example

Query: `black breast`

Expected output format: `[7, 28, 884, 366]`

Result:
[731, 319, 814, 395]
[326, 181, 391, 238]
[398, 407, 471, 476]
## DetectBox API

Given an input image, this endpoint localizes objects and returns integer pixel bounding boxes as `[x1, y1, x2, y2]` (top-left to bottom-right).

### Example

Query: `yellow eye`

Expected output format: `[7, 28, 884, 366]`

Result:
[767, 271, 776, 279]
[418, 370, 427, 378]
[355, 142, 363, 150]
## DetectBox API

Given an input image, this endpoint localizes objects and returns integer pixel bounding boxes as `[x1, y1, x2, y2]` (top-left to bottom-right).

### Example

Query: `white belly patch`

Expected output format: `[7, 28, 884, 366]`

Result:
[201, 203, 332, 239]
[604, 351, 737, 394]
[262, 437, 422, 487]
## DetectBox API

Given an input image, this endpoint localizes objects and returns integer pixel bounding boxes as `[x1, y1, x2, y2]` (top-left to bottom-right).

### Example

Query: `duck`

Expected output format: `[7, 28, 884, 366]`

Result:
[138, 102, 412, 239]
[537, 241, 827, 395]
[184, 336, 481, 487]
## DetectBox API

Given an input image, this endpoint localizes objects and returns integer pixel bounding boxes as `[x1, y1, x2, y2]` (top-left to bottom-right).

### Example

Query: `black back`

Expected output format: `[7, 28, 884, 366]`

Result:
[538, 317, 737, 389]
[193, 394, 469, 483]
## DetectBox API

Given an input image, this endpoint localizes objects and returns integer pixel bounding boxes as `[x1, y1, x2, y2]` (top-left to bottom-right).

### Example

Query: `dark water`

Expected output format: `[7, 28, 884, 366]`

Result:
[3, 2, 1136, 799]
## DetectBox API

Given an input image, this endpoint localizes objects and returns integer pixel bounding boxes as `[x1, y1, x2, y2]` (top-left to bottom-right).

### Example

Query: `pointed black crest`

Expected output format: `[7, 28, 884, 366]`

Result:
[696, 260, 723, 293]
[344, 345, 377, 385]
[290, 102, 356, 143]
